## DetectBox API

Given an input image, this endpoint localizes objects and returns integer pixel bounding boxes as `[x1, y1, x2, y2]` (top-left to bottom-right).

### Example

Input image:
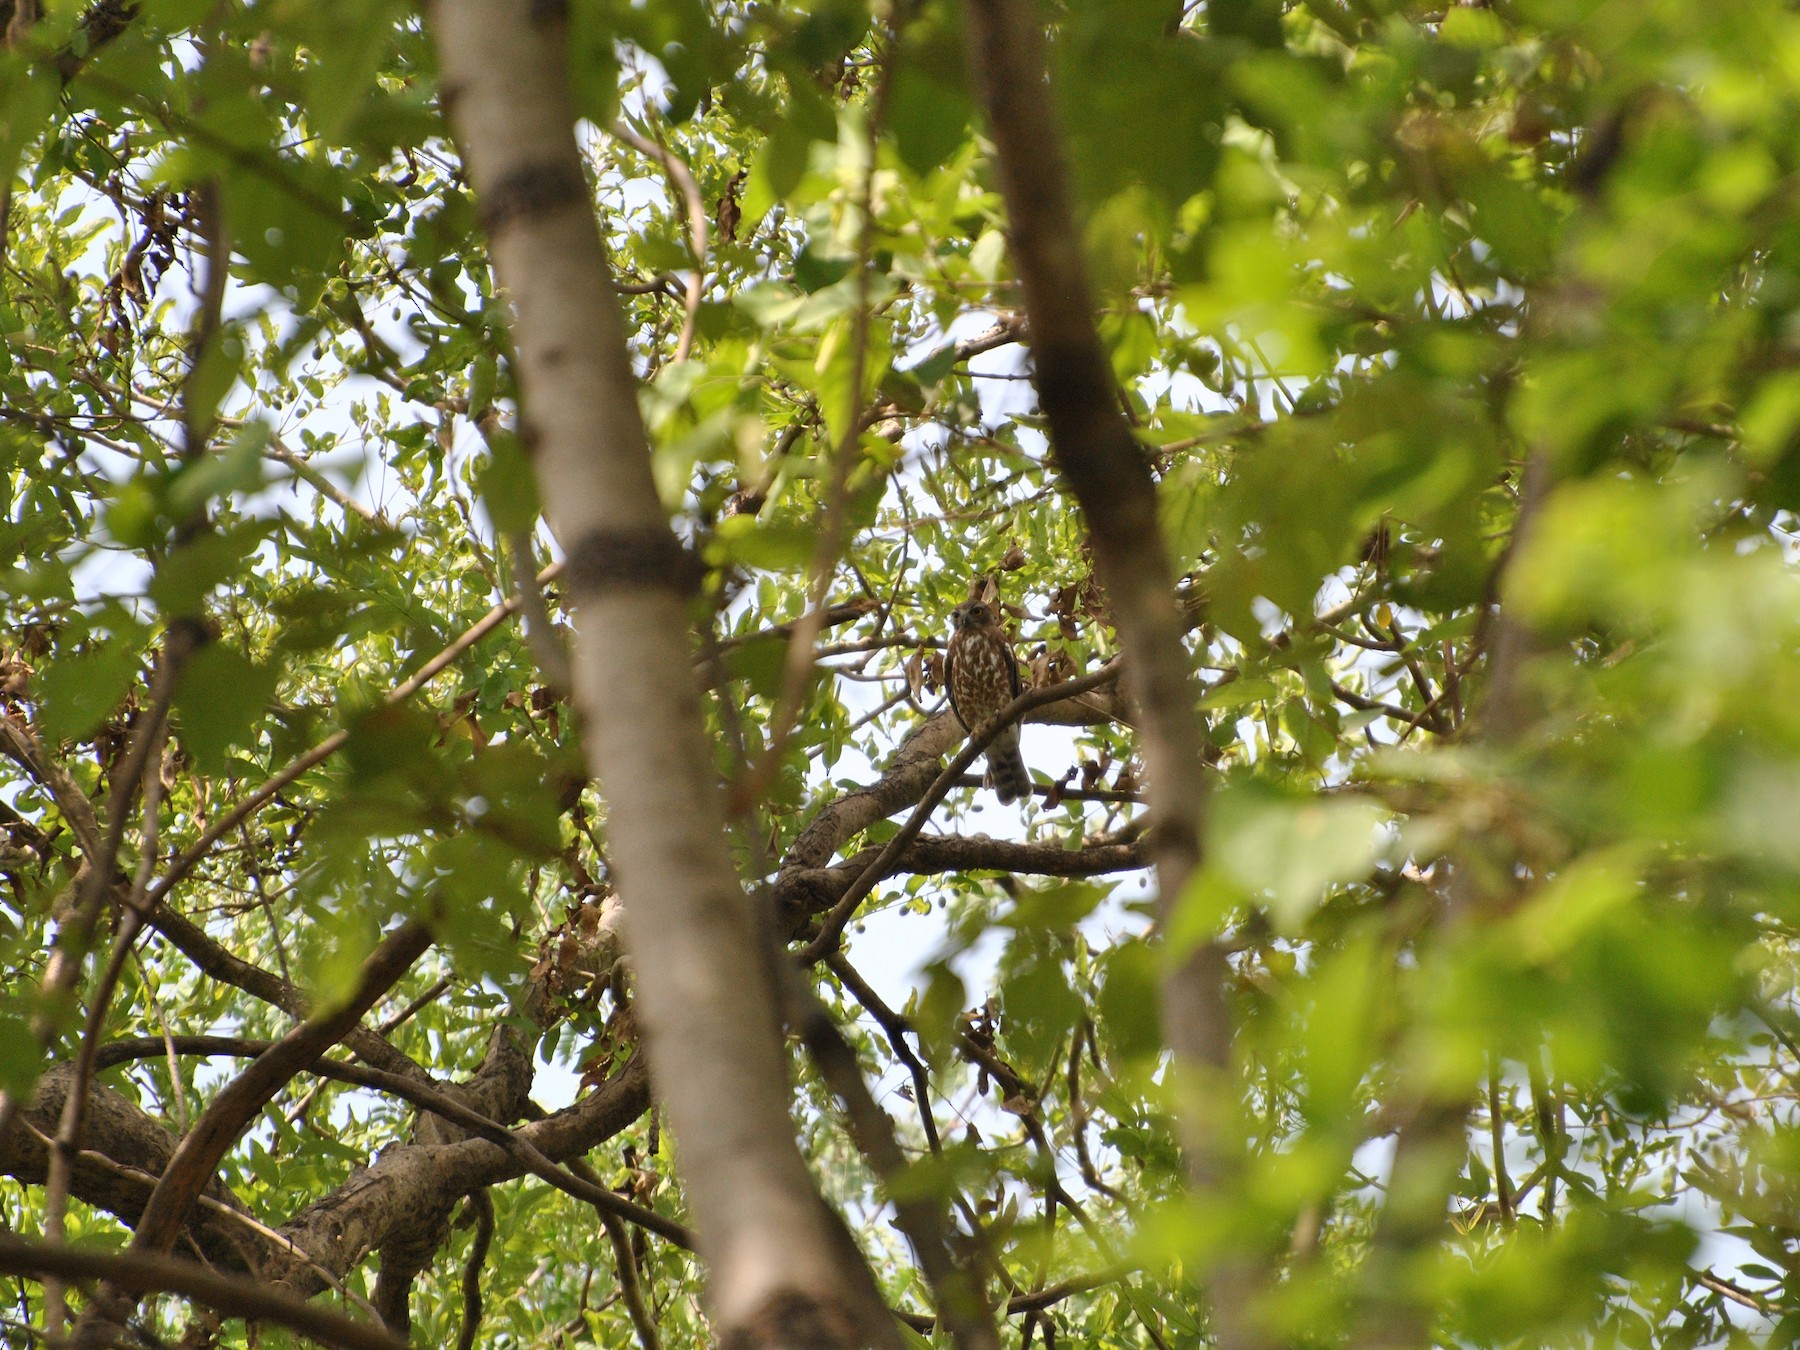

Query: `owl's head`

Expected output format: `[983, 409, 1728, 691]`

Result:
[952, 601, 995, 629]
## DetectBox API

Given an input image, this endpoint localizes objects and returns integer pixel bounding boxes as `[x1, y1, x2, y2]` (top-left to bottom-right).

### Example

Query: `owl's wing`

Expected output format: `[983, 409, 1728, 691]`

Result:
[1003, 633, 1023, 700]
[943, 635, 969, 730]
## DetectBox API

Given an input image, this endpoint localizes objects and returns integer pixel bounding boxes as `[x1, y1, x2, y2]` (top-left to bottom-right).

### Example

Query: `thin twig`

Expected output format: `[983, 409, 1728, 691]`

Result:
[727, 46, 896, 816]
[797, 988, 999, 1350]
[16, 625, 198, 1315]
[379, 975, 453, 1035]
[1488, 1057, 1513, 1225]
[266, 434, 393, 528]
[610, 120, 708, 364]
[826, 953, 941, 1155]
[0, 719, 102, 863]
[454, 1191, 495, 1350]
[505, 527, 572, 696]
[43, 705, 175, 1302]
[598, 1203, 664, 1350]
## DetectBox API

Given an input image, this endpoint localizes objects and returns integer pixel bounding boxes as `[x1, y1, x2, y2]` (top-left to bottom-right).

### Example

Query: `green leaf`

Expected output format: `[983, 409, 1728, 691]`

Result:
[889, 58, 971, 176]
[150, 523, 269, 615]
[1441, 7, 1507, 48]
[173, 643, 281, 775]
[37, 634, 149, 743]
[567, 0, 623, 125]
[713, 514, 817, 572]
[914, 959, 968, 1055]
[1208, 782, 1387, 931]
[1510, 849, 1643, 962]
[476, 430, 539, 533]
[168, 419, 270, 517]
[467, 353, 498, 421]
[343, 703, 437, 783]
[1097, 940, 1161, 1062]
[721, 635, 787, 700]
[1006, 878, 1113, 930]
[0, 1014, 43, 1098]
[998, 933, 1081, 1067]
[908, 342, 959, 390]
[104, 478, 161, 549]
[1197, 677, 1278, 710]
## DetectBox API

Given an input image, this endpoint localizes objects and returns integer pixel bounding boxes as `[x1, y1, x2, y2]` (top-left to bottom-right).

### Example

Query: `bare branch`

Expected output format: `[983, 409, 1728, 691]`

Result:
[797, 991, 1000, 1350]
[826, 954, 941, 1156]
[599, 1205, 664, 1350]
[610, 119, 708, 364]
[454, 1191, 495, 1350]
[0, 1234, 406, 1350]
[0, 719, 101, 862]
[778, 832, 1145, 925]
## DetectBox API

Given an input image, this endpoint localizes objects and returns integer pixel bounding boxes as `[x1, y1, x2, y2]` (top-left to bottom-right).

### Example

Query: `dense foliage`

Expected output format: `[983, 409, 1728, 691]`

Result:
[7, 0, 1800, 1345]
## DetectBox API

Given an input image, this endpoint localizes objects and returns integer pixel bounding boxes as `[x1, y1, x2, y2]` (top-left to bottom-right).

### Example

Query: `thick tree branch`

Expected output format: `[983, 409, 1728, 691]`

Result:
[961, 0, 1207, 890]
[72, 920, 434, 1345]
[9, 1043, 654, 1334]
[795, 660, 1124, 962]
[132, 920, 434, 1250]
[0, 1234, 405, 1350]
[777, 831, 1146, 923]
[0, 1067, 245, 1268]
[777, 675, 1128, 887]
[339, 1054, 690, 1248]
[268, 1059, 654, 1303]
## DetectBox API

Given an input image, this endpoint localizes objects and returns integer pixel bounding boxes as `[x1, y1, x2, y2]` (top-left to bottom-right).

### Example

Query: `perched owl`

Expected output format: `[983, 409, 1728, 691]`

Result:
[945, 600, 1030, 804]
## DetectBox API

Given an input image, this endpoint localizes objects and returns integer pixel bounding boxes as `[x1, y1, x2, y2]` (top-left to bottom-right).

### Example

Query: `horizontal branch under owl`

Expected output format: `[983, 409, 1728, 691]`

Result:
[772, 830, 1147, 923]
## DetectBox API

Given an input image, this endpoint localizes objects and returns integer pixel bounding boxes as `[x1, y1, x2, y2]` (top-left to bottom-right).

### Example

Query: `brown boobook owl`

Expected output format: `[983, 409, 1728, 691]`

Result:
[945, 600, 1030, 804]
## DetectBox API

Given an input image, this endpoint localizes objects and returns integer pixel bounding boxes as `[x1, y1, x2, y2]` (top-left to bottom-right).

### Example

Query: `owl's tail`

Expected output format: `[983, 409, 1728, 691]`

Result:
[985, 739, 1031, 806]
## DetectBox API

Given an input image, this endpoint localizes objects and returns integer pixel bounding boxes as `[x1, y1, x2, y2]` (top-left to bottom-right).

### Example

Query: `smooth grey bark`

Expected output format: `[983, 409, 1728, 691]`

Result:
[428, 2, 901, 1344]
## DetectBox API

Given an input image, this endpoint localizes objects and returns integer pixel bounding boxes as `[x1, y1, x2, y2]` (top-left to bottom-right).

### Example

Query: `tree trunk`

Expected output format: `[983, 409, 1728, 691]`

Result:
[428, 2, 900, 1344]
[959, 3, 1265, 1347]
